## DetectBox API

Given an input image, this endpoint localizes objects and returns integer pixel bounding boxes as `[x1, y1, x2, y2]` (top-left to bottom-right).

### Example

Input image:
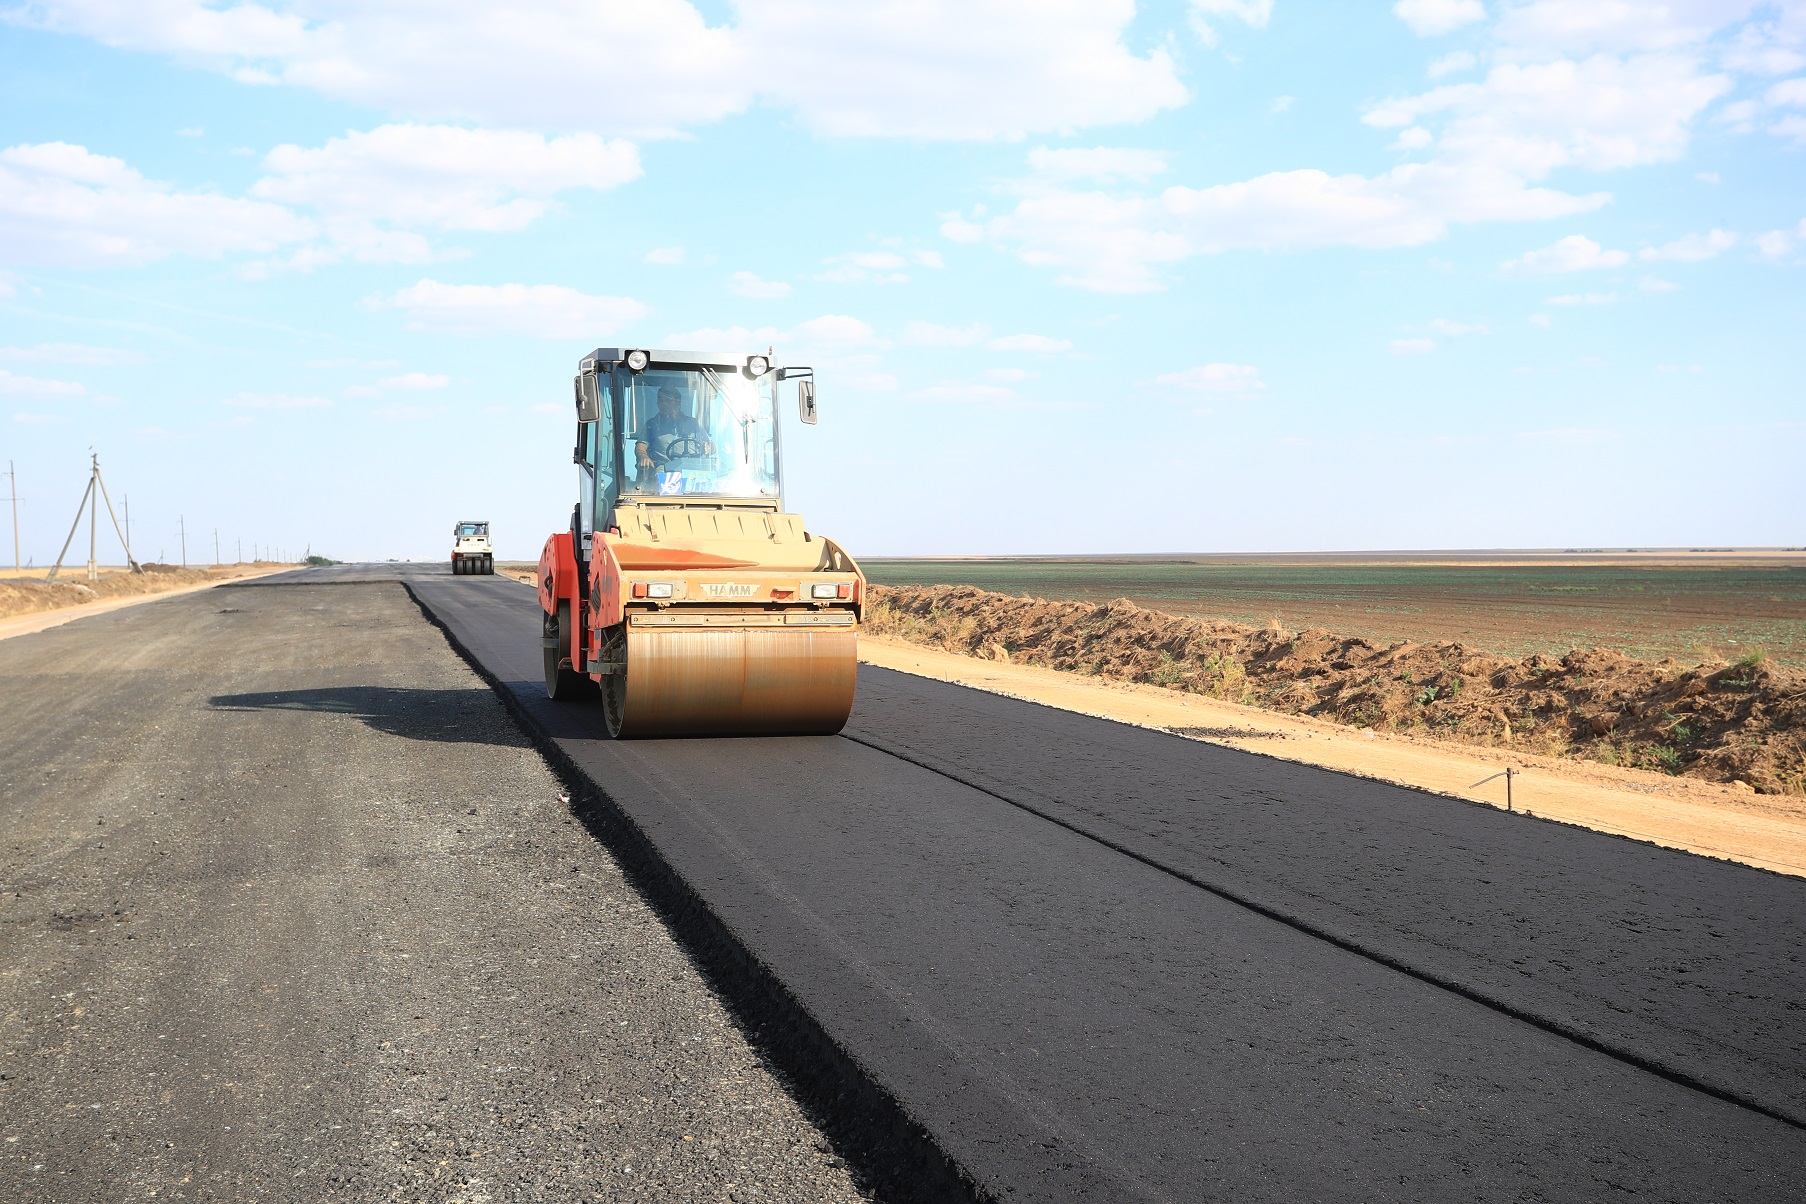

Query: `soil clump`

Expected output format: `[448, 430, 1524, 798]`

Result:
[867, 585, 1805, 795]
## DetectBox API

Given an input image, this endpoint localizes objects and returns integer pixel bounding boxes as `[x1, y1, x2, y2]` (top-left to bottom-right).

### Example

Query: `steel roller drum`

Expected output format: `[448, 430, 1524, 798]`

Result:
[606, 613, 858, 737]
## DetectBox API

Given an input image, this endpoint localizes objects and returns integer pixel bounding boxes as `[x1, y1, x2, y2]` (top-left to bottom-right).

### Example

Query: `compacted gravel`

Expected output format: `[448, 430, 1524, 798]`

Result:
[0, 579, 870, 1202]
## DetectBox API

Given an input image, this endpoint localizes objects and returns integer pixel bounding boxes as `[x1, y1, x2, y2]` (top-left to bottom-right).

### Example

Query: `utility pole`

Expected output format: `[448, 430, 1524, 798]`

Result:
[214, 528, 220, 567]
[46, 453, 140, 583]
[236, 537, 241, 564]
[122, 495, 130, 554]
[179, 515, 186, 569]
[6, 460, 18, 572]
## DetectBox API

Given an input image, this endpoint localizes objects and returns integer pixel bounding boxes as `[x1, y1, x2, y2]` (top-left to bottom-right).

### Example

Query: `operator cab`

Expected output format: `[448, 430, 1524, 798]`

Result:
[571, 349, 813, 548]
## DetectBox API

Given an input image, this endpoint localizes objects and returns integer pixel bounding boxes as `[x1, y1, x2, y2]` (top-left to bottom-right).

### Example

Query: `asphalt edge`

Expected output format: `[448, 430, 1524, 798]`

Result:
[400, 580, 986, 1204]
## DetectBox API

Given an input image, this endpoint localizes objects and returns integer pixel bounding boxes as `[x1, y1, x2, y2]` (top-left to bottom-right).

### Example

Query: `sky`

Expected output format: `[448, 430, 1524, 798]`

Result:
[0, 0, 1802, 563]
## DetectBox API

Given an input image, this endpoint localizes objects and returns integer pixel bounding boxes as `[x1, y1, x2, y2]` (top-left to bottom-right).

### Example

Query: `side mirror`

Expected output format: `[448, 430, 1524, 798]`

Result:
[797, 379, 817, 425]
[574, 374, 601, 423]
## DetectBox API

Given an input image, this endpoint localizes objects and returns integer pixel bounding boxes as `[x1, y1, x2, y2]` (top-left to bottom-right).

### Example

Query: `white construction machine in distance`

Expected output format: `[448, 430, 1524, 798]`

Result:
[451, 520, 494, 575]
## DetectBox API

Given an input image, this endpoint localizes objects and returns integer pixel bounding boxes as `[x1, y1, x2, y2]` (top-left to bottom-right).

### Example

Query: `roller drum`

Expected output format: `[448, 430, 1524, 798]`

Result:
[609, 623, 857, 737]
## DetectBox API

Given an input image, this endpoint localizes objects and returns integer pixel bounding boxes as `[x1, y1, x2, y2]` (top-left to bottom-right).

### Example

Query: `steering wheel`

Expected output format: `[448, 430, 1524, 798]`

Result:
[661, 436, 710, 460]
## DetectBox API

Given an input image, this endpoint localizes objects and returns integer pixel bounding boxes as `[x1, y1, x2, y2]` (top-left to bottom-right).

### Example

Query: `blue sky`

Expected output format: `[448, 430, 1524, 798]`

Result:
[1, 0, 1801, 562]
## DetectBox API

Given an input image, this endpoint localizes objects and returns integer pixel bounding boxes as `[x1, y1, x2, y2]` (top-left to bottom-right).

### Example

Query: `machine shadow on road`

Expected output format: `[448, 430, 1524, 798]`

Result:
[209, 686, 529, 747]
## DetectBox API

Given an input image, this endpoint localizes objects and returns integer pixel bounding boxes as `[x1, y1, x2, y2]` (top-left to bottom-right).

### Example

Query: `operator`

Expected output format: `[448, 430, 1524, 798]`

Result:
[634, 385, 712, 471]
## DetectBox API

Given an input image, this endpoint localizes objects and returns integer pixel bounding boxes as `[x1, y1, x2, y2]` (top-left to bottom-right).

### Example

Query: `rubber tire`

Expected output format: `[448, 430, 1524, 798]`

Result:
[453, 559, 463, 575]
[543, 602, 596, 700]
[484, 555, 493, 575]
[598, 624, 628, 738]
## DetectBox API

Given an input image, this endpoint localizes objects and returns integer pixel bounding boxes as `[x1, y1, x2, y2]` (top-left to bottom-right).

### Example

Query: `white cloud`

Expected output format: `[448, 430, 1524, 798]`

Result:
[970, 147, 1609, 291]
[662, 325, 787, 349]
[379, 372, 452, 390]
[1270, 95, 1295, 114]
[1389, 337, 1438, 354]
[986, 333, 1071, 352]
[1528, 312, 1552, 327]
[1189, 0, 1273, 46]
[1394, 0, 1486, 38]
[1492, 0, 1760, 55]
[1767, 76, 1806, 106]
[12, 1, 1186, 141]
[1422, 317, 1487, 335]
[644, 246, 686, 265]
[913, 381, 1021, 403]
[1754, 220, 1804, 258]
[0, 343, 144, 366]
[1154, 363, 1264, 391]
[1392, 126, 1435, 150]
[1362, 55, 1731, 178]
[377, 279, 648, 338]
[12, 411, 72, 424]
[1545, 291, 1619, 305]
[0, 141, 312, 267]
[1638, 228, 1736, 261]
[728, 271, 791, 299]
[1027, 146, 1169, 183]
[0, 368, 86, 396]
[817, 251, 910, 284]
[1428, 50, 1477, 77]
[253, 124, 640, 233]
[1500, 234, 1628, 275]
[1638, 275, 1680, 291]
[795, 314, 879, 346]
[224, 392, 332, 409]
[985, 367, 1036, 382]
[902, 321, 990, 346]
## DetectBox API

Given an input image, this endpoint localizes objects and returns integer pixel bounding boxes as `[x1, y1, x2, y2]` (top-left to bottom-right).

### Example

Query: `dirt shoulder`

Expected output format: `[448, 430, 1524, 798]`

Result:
[0, 562, 287, 622]
[868, 585, 1804, 796]
[858, 636, 1806, 879]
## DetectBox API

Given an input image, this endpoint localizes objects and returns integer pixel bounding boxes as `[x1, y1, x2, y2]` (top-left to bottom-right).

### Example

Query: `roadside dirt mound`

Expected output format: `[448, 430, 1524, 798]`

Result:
[867, 585, 1806, 795]
[0, 565, 250, 621]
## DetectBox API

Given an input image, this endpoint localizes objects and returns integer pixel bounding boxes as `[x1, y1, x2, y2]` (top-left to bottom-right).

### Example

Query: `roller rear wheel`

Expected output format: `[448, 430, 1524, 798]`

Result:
[543, 602, 596, 700]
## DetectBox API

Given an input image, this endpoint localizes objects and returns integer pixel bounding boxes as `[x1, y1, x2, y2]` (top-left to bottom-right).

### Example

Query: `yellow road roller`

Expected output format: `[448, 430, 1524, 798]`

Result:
[537, 347, 864, 737]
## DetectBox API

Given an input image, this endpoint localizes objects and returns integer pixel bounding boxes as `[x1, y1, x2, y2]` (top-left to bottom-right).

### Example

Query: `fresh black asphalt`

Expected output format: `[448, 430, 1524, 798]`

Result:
[359, 562, 1806, 1203]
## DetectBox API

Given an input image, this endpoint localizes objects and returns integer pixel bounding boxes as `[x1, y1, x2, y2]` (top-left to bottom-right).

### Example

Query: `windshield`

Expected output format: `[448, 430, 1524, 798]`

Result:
[457, 523, 485, 537]
[620, 366, 778, 498]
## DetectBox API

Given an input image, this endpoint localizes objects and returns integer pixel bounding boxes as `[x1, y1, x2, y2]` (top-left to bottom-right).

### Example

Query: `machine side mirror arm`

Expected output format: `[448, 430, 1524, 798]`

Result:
[780, 367, 817, 425]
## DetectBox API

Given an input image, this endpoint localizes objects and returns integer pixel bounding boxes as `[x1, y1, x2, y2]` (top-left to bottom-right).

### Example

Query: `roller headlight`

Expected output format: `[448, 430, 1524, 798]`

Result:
[624, 349, 650, 373]
[747, 355, 769, 377]
[811, 582, 852, 599]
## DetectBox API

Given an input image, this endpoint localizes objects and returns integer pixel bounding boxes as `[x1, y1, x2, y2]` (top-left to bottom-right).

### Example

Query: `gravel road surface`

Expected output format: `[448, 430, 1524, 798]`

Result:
[0, 577, 868, 1202]
[401, 564, 1806, 1204]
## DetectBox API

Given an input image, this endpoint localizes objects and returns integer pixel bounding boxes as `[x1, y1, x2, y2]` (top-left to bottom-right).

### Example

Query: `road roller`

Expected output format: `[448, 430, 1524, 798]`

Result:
[537, 346, 864, 737]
